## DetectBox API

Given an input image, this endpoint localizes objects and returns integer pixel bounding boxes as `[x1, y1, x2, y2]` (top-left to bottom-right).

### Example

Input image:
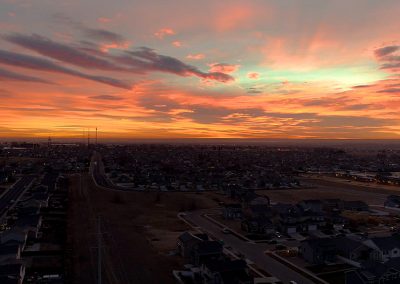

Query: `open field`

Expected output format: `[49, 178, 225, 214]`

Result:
[67, 173, 231, 284]
[256, 176, 400, 205]
[305, 174, 400, 194]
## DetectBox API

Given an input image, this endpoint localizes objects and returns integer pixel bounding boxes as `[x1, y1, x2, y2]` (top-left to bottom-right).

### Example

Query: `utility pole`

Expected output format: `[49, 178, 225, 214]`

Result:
[96, 127, 98, 147]
[97, 216, 102, 284]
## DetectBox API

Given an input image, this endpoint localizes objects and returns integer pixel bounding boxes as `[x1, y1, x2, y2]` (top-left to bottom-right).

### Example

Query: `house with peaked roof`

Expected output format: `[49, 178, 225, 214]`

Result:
[298, 200, 323, 214]
[223, 204, 242, 219]
[241, 217, 275, 235]
[177, 232, 208, 261]
[385, 195, 400, 209]
[0, 264, 25, 284]
[345, 260, 400, 284]
[0, 244, 21, 265]
[201, 259, 253, 284]
[300, 238, 337, 264]
[192, 241, 223, 266]
[13, 215, 42, 239]
[0, 229, 27, 251]
[344, 200, 369, 212]
[335, 237, 371, 265]
[364, 236, 400, 262]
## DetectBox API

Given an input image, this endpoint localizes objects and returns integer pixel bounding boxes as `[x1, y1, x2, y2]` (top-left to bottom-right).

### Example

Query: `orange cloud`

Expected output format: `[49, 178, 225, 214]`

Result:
[214, 4, 256, 32]
[247, 72, 260, 79]
[209, 63, 240, 73]
[154, 28, 175, 39]
[187, 54, 205, 60]
[97, 17, 112, 23]
[172, 41, 182, 47]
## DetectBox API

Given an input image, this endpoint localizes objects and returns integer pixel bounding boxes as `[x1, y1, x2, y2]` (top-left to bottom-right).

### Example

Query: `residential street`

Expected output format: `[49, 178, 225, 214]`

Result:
[184, 209, 316, 284]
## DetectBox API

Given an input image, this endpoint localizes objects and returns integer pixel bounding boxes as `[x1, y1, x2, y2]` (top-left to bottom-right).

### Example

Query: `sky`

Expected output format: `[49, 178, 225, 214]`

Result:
[0, 0, 399, 140]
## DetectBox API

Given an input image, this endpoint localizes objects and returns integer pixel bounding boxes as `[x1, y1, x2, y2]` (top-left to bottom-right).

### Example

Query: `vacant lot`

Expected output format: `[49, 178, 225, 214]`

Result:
[68, 174, 229, 284]
[256, 176, 399, 205]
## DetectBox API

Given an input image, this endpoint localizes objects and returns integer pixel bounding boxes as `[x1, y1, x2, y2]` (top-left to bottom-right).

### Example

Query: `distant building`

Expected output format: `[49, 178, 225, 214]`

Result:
[385, 195, 400, 209]
[222, 204, 242, 219]
[343, 200, 369, 212]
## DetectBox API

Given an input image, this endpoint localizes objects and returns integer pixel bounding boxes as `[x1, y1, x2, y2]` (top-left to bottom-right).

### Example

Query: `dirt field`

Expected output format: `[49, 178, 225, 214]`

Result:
[256, 176, 399, 205]
[67, 173, 229, 284]
[304, 175, 400, 194]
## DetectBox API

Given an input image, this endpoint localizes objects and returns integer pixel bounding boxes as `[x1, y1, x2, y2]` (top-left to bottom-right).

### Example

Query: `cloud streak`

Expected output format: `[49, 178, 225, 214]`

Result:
[0, 67, 52, 84]
[0, 49, 131, 89]
[4, 33, 234, 83]
[121, 47, 235, 82]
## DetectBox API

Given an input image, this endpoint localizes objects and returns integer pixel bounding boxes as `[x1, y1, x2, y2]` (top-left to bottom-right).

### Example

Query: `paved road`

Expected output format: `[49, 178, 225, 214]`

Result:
[91, 152, 126, 191]
[184, 210, 315, 284]
[0, 175, 35, 217]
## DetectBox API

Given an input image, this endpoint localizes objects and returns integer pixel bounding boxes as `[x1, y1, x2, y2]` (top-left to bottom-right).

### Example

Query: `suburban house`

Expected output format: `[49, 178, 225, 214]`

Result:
[364, 236, 400, 262]
[241, 217, 275, 235]
[335, 237, 371, 265]
[345, 260, 400, 284]
[343, 200, 369, 212]
[177, 232, 208, 261]
[0, 244, 21, 265]
[273, 203, 324, 234]
[298, 200, 324, 213]
[200, 259, 253, 284]
[223, 204, 242, 219]
[300, 238, 337, 264]
[385, 195, 400, 209]
[0, 264, 25, 284]
[322, 199, 344, 212]
[192, 241, 223, 266]
[13, 215, 42, 239]
[0, 229, 27, 250]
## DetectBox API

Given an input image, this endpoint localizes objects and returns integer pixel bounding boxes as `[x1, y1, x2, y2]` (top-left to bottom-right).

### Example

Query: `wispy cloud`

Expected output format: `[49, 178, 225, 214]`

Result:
[4, 33, 234, 83]
[0, 67, 52, 84]
[154, 28, 175, 39]
[0, 49, 132, 89]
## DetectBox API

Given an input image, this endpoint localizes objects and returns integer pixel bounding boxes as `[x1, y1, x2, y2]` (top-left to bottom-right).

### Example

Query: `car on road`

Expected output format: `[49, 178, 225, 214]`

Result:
[289, 281, 298, 284]
[222, 227, 231, 234]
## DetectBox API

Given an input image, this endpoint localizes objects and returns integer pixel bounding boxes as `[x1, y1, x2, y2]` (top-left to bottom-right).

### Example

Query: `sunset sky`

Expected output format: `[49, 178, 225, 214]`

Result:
[0, 0, 399, 140]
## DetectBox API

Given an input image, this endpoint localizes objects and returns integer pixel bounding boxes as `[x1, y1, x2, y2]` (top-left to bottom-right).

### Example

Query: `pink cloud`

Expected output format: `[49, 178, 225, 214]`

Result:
[97, 17, 112, 23]
[172, 41, 182, 47]
[154, 28, 175, 39]
[209, 63, 240, 73]
[187, 54, 205, 60]
[214, 4, 256, 32]
[247, 72, 260, 80]
[99, 41, 130, 52]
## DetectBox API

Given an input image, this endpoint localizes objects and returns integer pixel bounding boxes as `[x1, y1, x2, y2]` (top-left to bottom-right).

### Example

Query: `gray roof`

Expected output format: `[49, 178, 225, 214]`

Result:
[334, 237, 365, 253]
[0, 244, 19, 256]
[370, 236, 400, 250]
[0, 264, 23, 276]
[195, 241, 223, 254]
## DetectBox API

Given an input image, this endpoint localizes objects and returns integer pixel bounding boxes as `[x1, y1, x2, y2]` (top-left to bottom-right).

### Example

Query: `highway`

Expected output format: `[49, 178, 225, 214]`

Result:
[0, 175, 35, 217]
[184, 210, 317, 284]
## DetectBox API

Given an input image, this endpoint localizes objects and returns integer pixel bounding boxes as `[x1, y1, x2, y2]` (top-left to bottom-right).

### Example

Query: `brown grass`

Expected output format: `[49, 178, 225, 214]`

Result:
[67, 174, 224, 284]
